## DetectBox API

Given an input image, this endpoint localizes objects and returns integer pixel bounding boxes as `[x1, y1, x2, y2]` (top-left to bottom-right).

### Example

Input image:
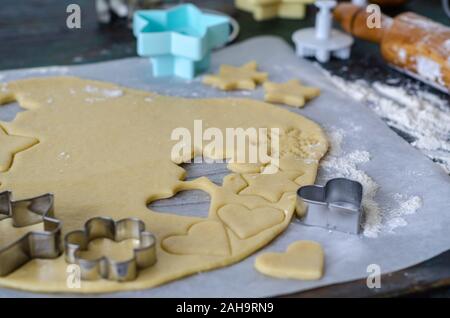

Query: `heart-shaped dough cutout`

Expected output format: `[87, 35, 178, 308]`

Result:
[218, 204, 285, 239]
[162, 221, 230, 256]
[254, 240, 324, 280]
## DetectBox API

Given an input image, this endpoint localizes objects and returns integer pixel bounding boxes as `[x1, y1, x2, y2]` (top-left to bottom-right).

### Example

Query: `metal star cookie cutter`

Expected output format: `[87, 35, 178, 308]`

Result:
[297, 178, 364, 234]
[64, 217, 157, 282]
[0, 191, 62, 276]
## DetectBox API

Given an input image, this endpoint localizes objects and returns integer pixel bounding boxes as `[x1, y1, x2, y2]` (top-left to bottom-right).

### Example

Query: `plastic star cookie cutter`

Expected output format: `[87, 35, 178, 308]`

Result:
[0, 191, 62, 276]
[297, 178, 364, 234]
[235, 0, 315, 21]
[263, 79, 320, 107]
[203, 61, 268, 90]
[133, 3, 231, 79]
[64, 216, 157, 281]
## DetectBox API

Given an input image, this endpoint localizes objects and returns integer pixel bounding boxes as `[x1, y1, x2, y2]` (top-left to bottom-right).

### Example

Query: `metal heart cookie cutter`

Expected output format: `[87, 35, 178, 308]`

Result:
[64, 217, 157, 282]
[0, 191, 62, 276]
[297, 178, 364, 234]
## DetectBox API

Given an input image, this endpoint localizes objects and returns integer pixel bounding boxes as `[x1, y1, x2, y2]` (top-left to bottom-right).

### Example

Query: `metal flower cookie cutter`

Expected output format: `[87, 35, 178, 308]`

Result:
[0, 191, 62, 276]
[64, 217, 157, 282]
[296, 178, 364, 234]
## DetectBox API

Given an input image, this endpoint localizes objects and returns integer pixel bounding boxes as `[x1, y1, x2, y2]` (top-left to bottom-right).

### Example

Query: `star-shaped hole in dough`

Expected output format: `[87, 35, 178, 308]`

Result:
[0, 125, 38, 172]
[203, 61, 268, 91]
[263, 79, 320, 108]
[239, 171, 303, 203]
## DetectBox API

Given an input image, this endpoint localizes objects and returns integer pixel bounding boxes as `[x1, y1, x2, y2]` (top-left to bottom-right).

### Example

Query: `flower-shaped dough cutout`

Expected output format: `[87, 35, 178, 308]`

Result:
[0, 125, 38, 172]
[254, 240, 324, 280]
[263, 79, 320, 108]
[203, 61, 268, 90]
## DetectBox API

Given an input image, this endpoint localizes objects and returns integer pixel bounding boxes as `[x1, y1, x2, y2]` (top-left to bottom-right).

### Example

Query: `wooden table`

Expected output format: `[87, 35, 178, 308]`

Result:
[0, 0, 449, 297]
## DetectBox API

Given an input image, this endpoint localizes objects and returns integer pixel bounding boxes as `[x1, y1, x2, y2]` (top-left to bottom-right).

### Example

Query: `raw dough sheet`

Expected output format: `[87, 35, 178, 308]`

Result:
[0, 37, 449, 297]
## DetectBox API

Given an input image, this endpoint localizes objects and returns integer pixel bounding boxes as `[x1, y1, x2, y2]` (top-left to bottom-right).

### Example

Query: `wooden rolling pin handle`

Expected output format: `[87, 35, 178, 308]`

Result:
[333, 3, 393, 43]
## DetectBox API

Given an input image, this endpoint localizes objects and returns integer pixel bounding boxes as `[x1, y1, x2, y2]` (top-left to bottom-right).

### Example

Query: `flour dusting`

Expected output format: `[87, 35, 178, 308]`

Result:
[0, 83, 8, 93]
[386, 194, 422, 231]
[84, 85, 123, 100]
[25, 66, 70, 75]
[325, 73, 450, 174]
[322, 128, 422, 237]
[416, 56, 444, 85]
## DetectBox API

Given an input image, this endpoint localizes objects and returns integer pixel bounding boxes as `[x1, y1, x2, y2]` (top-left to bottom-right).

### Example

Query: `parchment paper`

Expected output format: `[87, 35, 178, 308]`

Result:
[0, 37, 449, 297]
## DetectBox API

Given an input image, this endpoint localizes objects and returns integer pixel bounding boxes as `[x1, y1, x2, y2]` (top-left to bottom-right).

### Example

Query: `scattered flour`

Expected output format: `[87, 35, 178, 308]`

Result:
[26, 66, 69, 75]
[84, 85, 123, 100]
[322, 128, 422, 237]
[416, 56, 444, 86]
[325, 73, 450, 174]
[386, 194, 422, 232]
[0, 83, 8, 93]
[57, 151, 71, 161]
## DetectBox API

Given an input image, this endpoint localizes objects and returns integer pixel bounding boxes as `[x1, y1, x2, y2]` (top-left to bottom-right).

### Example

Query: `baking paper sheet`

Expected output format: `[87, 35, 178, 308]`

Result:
[0, 37, 449, 297]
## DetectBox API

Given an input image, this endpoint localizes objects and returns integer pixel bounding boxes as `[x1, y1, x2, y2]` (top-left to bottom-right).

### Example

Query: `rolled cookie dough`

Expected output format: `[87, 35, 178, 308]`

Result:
[0, 77, 327, 293]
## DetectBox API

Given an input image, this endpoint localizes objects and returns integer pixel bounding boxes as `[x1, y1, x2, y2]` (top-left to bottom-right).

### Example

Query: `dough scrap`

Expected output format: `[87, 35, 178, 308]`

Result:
[0, 76, 327, 293]
[254, 240, 324, 280]
[0, 125, 38, 172]
[263, 80, 320, 108]
[202, 61, 268, 90]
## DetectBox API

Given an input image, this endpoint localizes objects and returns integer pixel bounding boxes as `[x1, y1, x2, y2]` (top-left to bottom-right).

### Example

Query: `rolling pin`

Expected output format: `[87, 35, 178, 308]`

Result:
[334, 3, 450, 92]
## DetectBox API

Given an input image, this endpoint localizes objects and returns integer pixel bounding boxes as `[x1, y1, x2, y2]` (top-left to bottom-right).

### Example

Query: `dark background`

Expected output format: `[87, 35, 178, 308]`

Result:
[0, 0, 449, 297]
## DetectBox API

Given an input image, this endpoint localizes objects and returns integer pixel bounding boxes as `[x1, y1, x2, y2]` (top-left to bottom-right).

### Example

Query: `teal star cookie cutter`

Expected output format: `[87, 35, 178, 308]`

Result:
[133, 4, 230, 79]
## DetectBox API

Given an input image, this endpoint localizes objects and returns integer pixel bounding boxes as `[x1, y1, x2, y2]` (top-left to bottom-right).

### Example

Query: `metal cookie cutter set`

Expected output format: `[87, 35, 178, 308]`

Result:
[133, 3, 238, 79]
[292, 0, 353, 63]
[0, 191, 62, 276]
[65, 216, 157, 282]
[297, 178, 364, 234]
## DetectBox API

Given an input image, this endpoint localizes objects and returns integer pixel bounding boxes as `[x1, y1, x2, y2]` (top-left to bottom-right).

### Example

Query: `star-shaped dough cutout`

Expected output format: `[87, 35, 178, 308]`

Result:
[0, 125, 38, 172]
[203, 61, 268, 90]
[239, 171, 303, 203]
[263, 80, 320, 108]
[236, 0, 315, 21]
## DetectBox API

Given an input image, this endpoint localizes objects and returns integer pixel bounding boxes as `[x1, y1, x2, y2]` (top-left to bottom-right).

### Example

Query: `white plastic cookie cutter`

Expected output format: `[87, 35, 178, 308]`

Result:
[351, 0, 368, 6]
[292, 0, 354, 63]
